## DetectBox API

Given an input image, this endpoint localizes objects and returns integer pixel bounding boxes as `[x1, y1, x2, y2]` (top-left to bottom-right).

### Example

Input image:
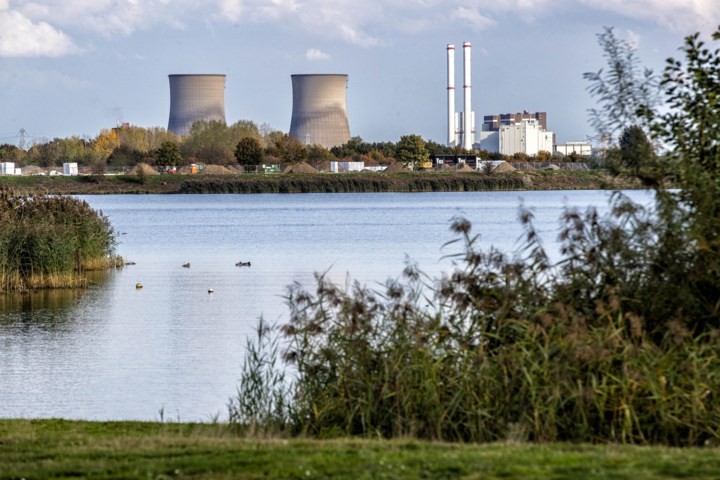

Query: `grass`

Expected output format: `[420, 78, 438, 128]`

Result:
[1, 419, 719, 479]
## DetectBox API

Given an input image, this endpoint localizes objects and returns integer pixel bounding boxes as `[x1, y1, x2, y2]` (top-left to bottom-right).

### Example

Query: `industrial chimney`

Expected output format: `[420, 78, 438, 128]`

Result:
[167, 74, 227, 136]
[447, 44, 456, 147]
[289, 74, 351, 149]
[462, 42, 473, 150]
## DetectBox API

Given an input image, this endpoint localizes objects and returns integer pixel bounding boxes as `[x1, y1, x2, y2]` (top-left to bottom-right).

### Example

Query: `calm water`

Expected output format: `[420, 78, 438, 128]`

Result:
[0, 191, 653, 421]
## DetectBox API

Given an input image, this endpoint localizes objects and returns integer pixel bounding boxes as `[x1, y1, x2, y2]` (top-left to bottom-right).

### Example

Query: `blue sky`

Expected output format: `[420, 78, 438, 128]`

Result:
[1, 0, 718, 148]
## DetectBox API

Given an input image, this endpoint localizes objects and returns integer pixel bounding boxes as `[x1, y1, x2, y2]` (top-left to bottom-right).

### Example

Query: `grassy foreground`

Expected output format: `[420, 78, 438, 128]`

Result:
[1, 420, 719, 479]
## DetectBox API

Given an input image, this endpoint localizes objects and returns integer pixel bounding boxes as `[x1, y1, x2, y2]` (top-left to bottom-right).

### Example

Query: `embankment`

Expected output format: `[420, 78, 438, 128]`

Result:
[0, 170, 639, 195]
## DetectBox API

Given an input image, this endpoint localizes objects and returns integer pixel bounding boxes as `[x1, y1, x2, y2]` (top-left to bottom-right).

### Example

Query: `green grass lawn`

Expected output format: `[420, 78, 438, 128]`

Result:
[1, 420, 718, 479]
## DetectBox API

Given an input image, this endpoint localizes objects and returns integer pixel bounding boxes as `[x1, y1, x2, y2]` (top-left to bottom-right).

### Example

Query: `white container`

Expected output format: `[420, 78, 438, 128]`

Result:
[63, 162, 79, 176]
[1, 162, 15, 175]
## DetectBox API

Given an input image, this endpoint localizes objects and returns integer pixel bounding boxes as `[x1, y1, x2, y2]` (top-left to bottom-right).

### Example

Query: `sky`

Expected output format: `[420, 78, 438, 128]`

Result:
[1, 0, 719, 148]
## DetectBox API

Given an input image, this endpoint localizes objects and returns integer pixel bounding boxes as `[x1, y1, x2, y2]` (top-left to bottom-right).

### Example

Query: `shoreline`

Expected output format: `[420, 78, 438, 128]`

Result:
[0, 170, 639, 195]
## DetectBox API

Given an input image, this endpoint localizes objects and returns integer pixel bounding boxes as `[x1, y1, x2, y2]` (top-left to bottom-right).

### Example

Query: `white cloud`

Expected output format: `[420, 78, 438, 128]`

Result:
[450, 7, 495, 31]
[580, 0, 720, 33]
[4, 0, 720, 54]
[0, 9, 78, 57]
[306, 48, 330, 61]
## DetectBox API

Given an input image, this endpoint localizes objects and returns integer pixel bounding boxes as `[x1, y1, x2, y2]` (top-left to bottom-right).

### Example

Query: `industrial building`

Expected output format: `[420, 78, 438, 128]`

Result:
[479, 110, 555, 157]
[167, 74, 227, 136]
[483, 111, 548, 132]
[289, 74, 351, 149]
[555, 142, 592, 157]
[479, 119, 554, 157]
[446, 42, 475, 150]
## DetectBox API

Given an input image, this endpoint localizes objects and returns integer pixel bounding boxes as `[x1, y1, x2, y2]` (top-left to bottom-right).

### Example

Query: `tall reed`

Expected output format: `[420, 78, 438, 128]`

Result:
[230, 194, 720, 446]
[0, 187, 119, 292]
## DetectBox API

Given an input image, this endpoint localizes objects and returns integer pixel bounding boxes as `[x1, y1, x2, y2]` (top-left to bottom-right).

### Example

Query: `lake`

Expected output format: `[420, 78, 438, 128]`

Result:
[0, 190, 653, 421]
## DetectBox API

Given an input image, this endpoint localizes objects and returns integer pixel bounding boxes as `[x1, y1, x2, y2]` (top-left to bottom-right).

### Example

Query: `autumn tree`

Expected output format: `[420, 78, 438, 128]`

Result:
[273, 135, 308, 164]
[93, 129, 120, 160]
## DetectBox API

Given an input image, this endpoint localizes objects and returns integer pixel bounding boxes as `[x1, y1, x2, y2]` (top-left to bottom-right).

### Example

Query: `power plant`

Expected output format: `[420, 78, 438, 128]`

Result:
[446, 42, 475, 150]
[167, 74, 227, 136]
[289, 74, 351, 149]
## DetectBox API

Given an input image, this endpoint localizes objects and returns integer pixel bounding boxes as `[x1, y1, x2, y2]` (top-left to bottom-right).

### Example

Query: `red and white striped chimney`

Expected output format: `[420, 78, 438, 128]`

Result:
[462, 41, 472, 150]
[447, 44, 456, 147]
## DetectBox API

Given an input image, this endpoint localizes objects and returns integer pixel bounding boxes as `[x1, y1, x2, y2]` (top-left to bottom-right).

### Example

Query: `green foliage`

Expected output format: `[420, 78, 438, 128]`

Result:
[616, 125, 657, 185]
[180, 120, 261, 165]
[273, 135, 308, 164]
[0, 188, 118, 291]
[155, 140, 182, 168]
[396, 134, 429, 170]
[0, 143, 26, 164]
[234, 137, 263, 166]
[584, 27, 659, 141]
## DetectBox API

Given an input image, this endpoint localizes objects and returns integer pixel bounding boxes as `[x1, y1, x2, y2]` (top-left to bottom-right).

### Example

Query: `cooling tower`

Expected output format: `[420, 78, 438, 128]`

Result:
[289, 74, 350, 148]
[167, 74, 226, 136]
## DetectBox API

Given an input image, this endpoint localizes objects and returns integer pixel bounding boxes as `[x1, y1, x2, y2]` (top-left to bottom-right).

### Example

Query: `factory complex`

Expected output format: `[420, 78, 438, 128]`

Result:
[162, 41, 589, 160]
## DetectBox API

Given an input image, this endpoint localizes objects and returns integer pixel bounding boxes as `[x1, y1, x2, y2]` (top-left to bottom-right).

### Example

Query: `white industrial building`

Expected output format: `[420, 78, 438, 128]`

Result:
[330, 161, 364, 173]
[555, 142, 592, 157]
[479, 119, 553, 157]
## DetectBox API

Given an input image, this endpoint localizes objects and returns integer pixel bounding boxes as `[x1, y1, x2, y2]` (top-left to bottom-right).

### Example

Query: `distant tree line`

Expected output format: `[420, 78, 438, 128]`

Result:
[0, 121, 586, 173]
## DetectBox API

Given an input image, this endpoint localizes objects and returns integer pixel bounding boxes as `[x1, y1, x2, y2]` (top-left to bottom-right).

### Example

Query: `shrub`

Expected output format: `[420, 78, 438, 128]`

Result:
[0, 188, 119, 291]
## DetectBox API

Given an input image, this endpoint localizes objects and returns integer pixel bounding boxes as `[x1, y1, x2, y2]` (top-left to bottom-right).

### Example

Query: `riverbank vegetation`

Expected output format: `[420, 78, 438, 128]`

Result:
[0, 170, 636, 195]
[0, 188, 119, 292]
[226, 27, 720, 446]
[2, 419, 719, 479]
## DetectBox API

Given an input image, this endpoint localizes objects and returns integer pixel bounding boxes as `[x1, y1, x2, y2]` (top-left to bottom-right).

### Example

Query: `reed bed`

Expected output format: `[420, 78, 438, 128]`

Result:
[0, 187, 119, 292]
[230, 190, 720, 446]
[179, 173, 525, 194]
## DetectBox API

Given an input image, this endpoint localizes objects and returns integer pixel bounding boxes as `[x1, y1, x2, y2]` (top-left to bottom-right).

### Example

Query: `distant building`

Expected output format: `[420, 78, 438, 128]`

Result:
[330, 161, 364, 173]
[499, 119, 554, 157]
[555, 142, 592, 157]
[483, 110, 548, 132]
[63, 162, 79, 176]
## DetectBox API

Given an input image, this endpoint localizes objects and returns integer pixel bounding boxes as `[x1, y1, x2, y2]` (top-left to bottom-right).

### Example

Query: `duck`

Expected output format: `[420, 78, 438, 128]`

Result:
[182, 263, 191, 268]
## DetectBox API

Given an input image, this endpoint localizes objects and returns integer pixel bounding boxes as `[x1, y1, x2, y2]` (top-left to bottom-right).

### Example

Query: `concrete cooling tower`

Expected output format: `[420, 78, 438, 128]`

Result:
[167, 74, 226, 136]
[289, 74, 350, 148]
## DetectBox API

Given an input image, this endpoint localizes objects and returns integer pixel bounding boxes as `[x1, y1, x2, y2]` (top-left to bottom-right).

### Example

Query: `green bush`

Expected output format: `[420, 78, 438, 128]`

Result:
[0, 188, 118, 291]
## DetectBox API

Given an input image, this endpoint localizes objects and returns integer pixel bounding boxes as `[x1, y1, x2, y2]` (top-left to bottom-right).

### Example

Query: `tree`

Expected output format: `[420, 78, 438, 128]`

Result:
[618, 125, 656, 184]
[0, 144, 26, 164]
[395, 134, 428, 170]
[537, 150, 552, 162]
[156, 141, 182, 169]
[235, 137, 263, 166]
[93, 129, 120, 160]
[583, 27, 660, 143]
[275, 135, 308, 164]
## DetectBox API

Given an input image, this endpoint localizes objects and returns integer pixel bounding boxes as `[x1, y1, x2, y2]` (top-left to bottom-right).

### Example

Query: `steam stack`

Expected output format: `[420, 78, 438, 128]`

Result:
[289, 74, 351, 149]
[446, 42, 475, 149]
[462, 41, 473, 150]
[167, 74, 226, 136]
[447, 44, 456, 147]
